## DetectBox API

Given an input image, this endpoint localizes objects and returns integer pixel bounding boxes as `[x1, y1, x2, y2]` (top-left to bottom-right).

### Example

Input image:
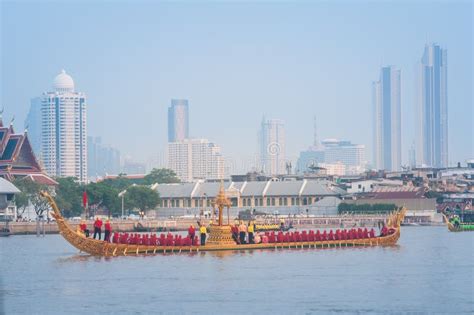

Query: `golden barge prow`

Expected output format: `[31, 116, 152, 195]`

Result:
[41, 188, 406, 257]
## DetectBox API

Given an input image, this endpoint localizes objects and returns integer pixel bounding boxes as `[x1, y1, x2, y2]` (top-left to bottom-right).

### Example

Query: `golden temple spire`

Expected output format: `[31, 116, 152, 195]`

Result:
[214, 180, 231, 226]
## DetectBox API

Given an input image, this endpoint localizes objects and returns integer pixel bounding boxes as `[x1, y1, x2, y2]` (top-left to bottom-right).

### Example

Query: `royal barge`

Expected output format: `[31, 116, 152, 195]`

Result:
[41, 187, 406, 257]
[443, 213, 474, 232]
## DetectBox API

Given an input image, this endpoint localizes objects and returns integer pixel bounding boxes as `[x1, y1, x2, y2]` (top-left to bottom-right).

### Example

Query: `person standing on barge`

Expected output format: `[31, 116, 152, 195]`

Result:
[93, 217, 103, 240]
[248, 221, 255, 244]
[239, 221, 247, 244]
[104, 219, 112, 242]
[200, 224, 207, 245]
[188, 224, 196, 245]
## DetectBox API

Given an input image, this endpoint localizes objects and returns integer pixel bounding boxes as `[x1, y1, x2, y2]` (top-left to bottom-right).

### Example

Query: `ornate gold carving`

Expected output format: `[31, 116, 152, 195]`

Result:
[206, 225, 235, 246]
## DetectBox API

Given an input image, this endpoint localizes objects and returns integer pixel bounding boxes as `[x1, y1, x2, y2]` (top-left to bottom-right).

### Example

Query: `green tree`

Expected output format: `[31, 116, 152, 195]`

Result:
[12, 178, 51, 218]
[125, 185, 159, 215]
[86, 182, 122, 217]
[338, 202, 397, 214]
[54, 177, 83, 217]
[144, 168, 180, 185]
[12, 179, 29, 218]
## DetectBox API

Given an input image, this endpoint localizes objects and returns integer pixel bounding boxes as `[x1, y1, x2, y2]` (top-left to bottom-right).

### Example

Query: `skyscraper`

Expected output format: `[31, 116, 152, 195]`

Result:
[418, 43, 448, 168]
[258, 118, 286, 175]
[373, 66, 401, 171]
[87, 136, 121, 178]
[168, 138, 224, 182]
[168, 99, 189, 142]
[25, 97, 42, 156]
[26, 70, 87, 182]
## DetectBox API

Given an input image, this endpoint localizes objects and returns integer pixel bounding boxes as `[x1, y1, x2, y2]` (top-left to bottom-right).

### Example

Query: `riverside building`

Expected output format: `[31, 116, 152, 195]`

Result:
[151, 179, 347, 217]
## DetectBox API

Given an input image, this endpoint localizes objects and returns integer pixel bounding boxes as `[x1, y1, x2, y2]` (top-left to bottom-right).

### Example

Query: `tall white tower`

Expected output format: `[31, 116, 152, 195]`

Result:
[26, 70, 87, 182]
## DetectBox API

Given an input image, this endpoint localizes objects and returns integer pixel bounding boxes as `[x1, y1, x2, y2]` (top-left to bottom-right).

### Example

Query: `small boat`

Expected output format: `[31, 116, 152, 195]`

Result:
[442, 214, 474, 232]
[41, 188, 406, 257]
[401, 222, 419, 226]
[255, 222, 293, 232]
[0, 227, 11, 237]
[0, 220, 11, 237]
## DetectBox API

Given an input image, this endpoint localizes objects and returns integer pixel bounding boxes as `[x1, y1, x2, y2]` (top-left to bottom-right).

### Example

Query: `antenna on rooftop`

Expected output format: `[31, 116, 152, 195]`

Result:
[313, 115, 321, 150]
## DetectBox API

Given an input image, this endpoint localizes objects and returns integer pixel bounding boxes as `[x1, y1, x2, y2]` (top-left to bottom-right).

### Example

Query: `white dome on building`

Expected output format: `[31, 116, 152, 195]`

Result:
[53, 69, 75, 92]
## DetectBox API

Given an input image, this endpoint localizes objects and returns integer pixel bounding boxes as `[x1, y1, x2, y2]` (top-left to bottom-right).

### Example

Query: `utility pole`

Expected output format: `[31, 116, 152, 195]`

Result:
[118, 189, 126, 219]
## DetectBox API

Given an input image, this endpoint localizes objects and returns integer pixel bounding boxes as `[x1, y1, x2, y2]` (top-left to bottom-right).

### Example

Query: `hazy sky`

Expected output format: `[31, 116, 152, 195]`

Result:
[1, 1, 472, 171]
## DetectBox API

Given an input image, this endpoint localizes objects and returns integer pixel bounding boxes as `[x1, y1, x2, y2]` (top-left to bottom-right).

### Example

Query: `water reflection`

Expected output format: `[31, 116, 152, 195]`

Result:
[54, 243, 402, 263]
[55, 254, 111, 264]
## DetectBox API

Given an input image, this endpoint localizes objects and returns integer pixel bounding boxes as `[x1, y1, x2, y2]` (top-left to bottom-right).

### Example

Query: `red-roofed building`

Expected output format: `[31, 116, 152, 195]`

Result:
[0, 119, 57, 186]
[367, 186, 426, 199]
[98, 174, 146, 182]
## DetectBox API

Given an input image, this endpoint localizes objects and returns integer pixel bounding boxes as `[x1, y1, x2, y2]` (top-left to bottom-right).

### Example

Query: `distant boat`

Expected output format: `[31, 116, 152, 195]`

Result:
[442, 213, 474, 232]
[41, 190, 406, 257]
[401, 222, 419, 226]
[0, 220, 11, 237]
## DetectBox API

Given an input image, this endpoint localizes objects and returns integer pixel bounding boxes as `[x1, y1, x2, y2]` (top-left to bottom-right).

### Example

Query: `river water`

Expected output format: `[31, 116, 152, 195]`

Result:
[1, 227, 472, 314]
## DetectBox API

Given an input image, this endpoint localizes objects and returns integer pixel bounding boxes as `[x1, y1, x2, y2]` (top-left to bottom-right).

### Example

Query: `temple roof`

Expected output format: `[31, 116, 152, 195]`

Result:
[0, 123, 57, 185]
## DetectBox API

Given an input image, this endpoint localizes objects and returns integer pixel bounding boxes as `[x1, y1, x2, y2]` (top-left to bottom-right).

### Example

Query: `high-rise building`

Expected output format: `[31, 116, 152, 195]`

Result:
[25, 97, 42, 156]
[418, 43, 448, 168]
[297, 138, 366, 175]
[168, 99, 189, 142]
[87, 136, 121, 178]
[258, 118, 286, 175]
[296, 150, 325, 173]
[168, 138, 224, 182]
[408, 142, 416, 169]
[122, 159, 146, 175]
[321, 139, 366, 174]
[26, 70, 87, 182]
[373, 66, 401, 171]
[296, 116, 324, 172]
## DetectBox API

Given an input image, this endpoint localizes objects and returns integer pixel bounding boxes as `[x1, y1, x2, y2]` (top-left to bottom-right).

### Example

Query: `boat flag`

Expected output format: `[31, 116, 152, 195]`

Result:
[82, 190, 88, 209]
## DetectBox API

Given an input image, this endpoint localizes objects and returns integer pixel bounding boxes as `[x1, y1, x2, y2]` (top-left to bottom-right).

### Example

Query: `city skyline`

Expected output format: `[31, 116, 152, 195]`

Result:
[2, 2, 472, 171]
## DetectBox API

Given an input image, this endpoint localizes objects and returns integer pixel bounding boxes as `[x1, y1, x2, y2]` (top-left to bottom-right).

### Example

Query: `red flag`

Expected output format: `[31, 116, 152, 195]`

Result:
[82, 191, 88, 208]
